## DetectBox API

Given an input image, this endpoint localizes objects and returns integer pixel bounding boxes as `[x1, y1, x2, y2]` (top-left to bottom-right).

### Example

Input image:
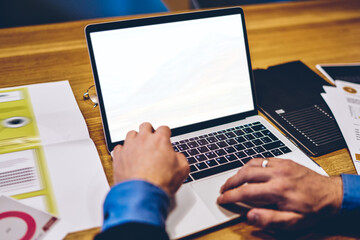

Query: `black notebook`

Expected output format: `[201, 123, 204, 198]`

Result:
[253, 61, 346, 157]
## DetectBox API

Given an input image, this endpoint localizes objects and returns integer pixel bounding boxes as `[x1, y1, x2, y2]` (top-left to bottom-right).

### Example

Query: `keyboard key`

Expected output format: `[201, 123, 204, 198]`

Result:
[280, 146, 291, 153]
[254, 146, 265, 153]
[205, 152, 217, 159]
[215, 157, 228, 164]
[188, 141, 199, 148]
[224, 146, 236, 154]
[235, 130, 245, 136]
[196, 162, 208, 170]
[243, 142, 254, 148]
[207, 143, 219, 150]
[206, 136, 218, 143]
[253, 121, 261, 125]
[206, 160, 218, 167]
[241, 157, 252, 164]
[262, 152, 274, 158]
[188, 149, 200, 156]
[261, 130, 271, 136]
[243, 128, 254, 133]
[244, 134, 255, 140]
[182, 151, 189, 157]
[252, 124, 266, 131]
[197, 146, 210, 153]
[195, 154, 207, 162]
[252, 154, 263, 158]
[173, 146, 179, 152]
[244, 149, 256, 156]
[235, 151, 247, 158]
[187, 157, 197, 164]
[261, 136, 272, 143]
[268, 132, 278, 141]
[225, 139, 238, 145]
[253, 132, 264, 138]
[225, 154, 237, 161]
[271, 149, 283, 156]
[197, 139, 209, 146]
[234, 143, 245, 151]
[184, 176, 193, 183]
[178, 144, 189, 151]
[191, 161, 243, 180]
[215, 149, 227, 156]
[190, 165, 198, 172]
[225, 132, 236, 138]
[263, 141, 285, 150]
[235, 136, 246, 143]
[216, 134, 227, 141]
[217, 141, 228, 148]
[252, 139, 263, 146]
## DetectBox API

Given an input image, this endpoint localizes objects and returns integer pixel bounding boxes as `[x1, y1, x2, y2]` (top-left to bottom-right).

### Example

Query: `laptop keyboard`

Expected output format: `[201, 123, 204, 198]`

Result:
[172, 121, 292, 183]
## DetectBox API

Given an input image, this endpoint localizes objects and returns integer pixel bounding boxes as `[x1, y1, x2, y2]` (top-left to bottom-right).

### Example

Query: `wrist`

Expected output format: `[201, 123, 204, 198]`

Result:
[115, 176, 172, 197]
[321, 176, 343, 215]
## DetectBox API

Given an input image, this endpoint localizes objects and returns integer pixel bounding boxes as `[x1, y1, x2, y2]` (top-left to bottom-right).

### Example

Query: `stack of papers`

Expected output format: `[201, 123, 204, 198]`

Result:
[322, 80, 360, 174]
[0, 81, 109, 239]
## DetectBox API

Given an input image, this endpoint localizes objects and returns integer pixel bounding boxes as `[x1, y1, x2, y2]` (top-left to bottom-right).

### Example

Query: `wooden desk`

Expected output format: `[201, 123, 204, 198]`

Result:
[0, 0, 359, 239]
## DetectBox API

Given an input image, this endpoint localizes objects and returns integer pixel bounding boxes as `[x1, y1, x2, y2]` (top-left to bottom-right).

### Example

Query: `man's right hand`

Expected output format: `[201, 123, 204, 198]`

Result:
[111, 122, 189, 196]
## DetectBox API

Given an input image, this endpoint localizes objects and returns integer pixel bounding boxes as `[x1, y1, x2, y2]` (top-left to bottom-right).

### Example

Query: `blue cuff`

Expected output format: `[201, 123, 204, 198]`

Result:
[102, 180, 170, 231]
[340, 174, 360, 215]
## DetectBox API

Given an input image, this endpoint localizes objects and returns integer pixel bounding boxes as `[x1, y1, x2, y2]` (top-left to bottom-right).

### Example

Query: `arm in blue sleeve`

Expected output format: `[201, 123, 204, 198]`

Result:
[340, 174, 360, 215]
[102, 180, 170, 231]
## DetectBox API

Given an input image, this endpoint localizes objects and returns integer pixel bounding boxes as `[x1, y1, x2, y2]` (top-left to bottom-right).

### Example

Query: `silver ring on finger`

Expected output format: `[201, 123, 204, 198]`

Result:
[262, 158, 269, 168]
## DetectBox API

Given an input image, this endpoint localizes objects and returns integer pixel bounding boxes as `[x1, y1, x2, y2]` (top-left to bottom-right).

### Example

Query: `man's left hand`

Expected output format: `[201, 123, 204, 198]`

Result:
[217, 158, 342, 230]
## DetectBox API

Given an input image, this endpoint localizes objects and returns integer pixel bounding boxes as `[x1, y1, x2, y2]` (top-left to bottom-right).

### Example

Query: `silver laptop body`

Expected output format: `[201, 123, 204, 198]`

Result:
[85, 8, 326, 239]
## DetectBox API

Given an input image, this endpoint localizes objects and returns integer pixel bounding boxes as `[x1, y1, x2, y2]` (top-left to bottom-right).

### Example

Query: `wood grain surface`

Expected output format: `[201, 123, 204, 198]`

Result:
[0, 0, 359, 239]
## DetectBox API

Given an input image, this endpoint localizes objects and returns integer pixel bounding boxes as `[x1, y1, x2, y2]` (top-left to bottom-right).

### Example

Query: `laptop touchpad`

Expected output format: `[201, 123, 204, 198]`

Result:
[191, 170, 240, 221]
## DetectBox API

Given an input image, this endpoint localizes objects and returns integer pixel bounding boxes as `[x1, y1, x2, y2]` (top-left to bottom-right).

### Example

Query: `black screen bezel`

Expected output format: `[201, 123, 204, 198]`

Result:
[85, 7, 258, 152]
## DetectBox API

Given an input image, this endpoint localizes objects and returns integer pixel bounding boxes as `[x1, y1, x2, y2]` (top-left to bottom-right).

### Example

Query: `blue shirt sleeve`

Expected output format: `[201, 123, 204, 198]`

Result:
[102, 180, 170, 231]
[340, 174, 360, 215]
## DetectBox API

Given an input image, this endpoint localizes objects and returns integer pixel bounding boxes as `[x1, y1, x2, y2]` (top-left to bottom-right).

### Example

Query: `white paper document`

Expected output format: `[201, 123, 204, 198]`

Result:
[0, 81, 109, 239]
[322, 80, 360, 174]
[0, 195, 58, 240]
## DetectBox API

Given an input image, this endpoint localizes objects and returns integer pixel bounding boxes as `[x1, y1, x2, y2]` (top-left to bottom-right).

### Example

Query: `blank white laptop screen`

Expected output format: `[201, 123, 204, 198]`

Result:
[90, 14, 254, 143]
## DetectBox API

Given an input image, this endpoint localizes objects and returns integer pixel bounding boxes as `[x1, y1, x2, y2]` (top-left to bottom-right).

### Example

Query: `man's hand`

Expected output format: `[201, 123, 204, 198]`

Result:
[112, 122, 189, 196]
[217, 158, 343, 230]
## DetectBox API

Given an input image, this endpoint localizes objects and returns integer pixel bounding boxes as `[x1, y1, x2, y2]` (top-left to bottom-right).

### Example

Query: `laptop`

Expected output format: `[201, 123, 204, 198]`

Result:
[85, 8, 326, 239]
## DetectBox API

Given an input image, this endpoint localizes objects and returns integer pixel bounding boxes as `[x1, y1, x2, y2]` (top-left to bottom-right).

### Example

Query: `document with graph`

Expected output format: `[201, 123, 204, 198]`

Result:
[0, 81, 109, 239]
[322, 80, 360, 174]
